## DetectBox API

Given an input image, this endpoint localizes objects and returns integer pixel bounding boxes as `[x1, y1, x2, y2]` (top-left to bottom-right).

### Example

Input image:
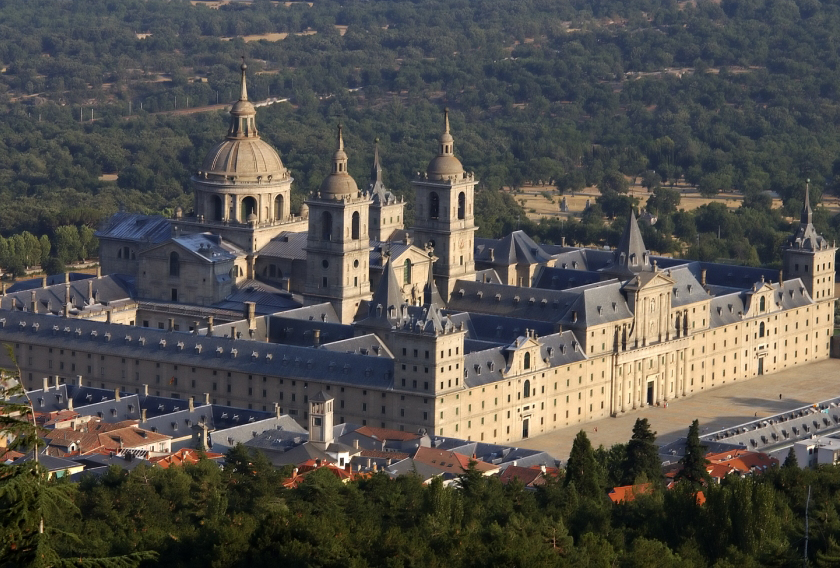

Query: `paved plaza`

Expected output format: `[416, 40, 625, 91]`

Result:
[518, 358, 840, 461]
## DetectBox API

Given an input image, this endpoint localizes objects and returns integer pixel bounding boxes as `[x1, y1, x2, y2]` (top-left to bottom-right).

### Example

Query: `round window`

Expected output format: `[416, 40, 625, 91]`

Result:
[354, 259, 359, 268]
[322, 260, 329, 269]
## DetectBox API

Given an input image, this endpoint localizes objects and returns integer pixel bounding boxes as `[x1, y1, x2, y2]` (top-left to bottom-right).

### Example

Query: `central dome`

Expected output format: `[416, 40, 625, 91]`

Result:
[202, 138, 287, 181]
[198, 62, 288, 183]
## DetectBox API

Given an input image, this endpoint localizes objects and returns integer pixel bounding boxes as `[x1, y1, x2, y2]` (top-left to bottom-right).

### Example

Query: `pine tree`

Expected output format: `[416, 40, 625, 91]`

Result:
[565, 430, 605, 499]
[0, 345, 155, 567]
[782, 447, 799, 469]
[676, 419, 710, 489]
[623, 418, 661, 486]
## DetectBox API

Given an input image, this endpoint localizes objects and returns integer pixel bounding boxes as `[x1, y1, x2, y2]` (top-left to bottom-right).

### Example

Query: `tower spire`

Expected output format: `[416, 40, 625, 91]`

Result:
[239, 57, 248, 101]
[802, 178, 813, 227]
[439, 107, 454, 157]
[444, 107, 450, 134]
[371, 137, 382, 184]
[330, 123, 348, 175]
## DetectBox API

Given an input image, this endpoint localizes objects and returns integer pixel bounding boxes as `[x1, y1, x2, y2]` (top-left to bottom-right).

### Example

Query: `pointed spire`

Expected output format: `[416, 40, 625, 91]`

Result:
[226, 59, 258, 139]
[371, 138, 382, 184]
[444, 107, 450, 135]
[423, 251, 444, 307]
[802, 178, 813, 226]
[613, 210, 650, 274]
[331, 123, 348, 175]
[239, 57, 248, 101]
[366, 255, 404, 325]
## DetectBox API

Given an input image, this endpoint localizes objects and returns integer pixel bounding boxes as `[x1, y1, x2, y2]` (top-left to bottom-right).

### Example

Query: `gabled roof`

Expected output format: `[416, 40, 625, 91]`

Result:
[258, 231, 308, 260]
[475, 231, 553, 265]
[608, 483, 652, 504]
[411, 446, 499, 475]
[557, 281, 633, 327]
[95, 212, 171, 244]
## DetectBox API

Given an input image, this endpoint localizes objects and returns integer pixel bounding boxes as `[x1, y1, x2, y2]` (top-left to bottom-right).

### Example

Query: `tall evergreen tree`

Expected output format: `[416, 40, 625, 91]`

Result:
[782, 447, 799, 469]
[676, 420, 710, 489]
[623, 418, 661, 486]
[565, 430, 605, 499]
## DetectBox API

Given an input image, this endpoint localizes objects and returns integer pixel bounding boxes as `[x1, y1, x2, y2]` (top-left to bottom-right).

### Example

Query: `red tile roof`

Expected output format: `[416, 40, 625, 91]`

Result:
[412, 446, 498, 474]
[499, 465, 544, 487]
[608, 483, 652, 504]
[281, 459, 369, 488]
[359, 449, 410, 460]
[355, 426, 421, 442]
[150, 448, 224, 469]
[705, 449, 778, 481]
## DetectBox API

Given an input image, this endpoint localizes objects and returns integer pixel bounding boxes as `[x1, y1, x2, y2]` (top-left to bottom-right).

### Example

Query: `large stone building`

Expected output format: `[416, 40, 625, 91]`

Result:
[0, 66, 834, 445]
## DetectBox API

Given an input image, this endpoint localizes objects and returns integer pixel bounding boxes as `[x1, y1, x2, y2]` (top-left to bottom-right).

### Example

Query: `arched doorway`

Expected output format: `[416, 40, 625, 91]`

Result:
[240, 196, 257, 222]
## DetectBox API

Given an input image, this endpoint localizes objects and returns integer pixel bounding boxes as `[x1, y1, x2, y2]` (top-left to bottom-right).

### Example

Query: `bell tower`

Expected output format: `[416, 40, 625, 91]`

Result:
[303, 125, 372, 323]
[783, 181, 836, 301]
[411, 109, 478, 302]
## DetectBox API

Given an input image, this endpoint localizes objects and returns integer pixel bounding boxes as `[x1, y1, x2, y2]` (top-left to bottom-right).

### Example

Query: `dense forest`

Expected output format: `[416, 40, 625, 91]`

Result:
[5, 415, 840, 568]
[2, 0, 840, 270]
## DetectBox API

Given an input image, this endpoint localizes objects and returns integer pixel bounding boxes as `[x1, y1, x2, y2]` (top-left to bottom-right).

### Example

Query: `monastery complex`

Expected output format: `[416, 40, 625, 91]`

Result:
[0, 64, 835, 445]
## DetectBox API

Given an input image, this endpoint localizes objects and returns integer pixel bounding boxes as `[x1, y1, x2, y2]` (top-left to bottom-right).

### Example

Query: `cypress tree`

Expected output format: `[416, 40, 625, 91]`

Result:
[676, 419, 710, 488]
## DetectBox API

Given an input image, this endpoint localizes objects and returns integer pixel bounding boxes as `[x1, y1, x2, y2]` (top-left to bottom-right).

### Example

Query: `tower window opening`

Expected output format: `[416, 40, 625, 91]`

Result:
[457, 192, 465, 220]
[429, 192, 439, 220]
[274, 195, 284, 221]
[352, 212, 360, 240]
[322, 212, 333, 241]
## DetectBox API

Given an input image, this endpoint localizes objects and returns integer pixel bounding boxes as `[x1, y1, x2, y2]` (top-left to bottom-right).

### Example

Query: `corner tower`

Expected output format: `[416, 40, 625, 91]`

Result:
[783, 181, 835, 301]
[411, 109, 478, 301]
[303, 125, 373, 323]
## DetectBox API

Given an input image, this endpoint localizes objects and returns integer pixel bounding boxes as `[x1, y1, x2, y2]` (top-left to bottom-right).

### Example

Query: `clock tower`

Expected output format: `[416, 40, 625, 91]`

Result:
[411, 109, 478, 302]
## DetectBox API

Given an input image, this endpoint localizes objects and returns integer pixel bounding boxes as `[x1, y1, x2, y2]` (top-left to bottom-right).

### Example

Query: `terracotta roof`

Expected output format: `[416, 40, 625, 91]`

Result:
[355, 426, 422, 442]
[608, 483, 652, 504]
[705, 449, 778, 480]
[150, 448, 224, 469]
[412, 446, 498, 474]
[499, 465, 543, 487]
[281, 459, 369, 488]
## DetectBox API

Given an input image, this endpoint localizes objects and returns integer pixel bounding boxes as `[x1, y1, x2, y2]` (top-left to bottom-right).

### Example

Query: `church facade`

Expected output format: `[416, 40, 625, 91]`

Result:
[0, 65, 834, 445]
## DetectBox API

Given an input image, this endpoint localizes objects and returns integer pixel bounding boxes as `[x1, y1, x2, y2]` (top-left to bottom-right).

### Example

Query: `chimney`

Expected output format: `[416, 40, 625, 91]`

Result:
[353, 438, 359, 449]
[67, 397, 73, 412]
[489, 248, 495, 262]
[779, 269, 784, 284]
[313, 329, 321, 347]
[372, 462, 378, 472]
[193, 321, 200, 335]
[43, 376, 49, 392]
[76, 375, 83, 387]
[30, 291, 37, 313]
[244, 301, 256, 326]
[404, 232, 410, 245]
[700, 269, 707, 287]
[106, 309, 112, 324]
[114, 389, 121, 402]
[41, 275, 47, 288]
[96, 265, 101, 278]
[188, 396, 194, 412]
[142, 384, 149, 396]
[87, 280, 94, 303]
[274, 402, 281, 418]
[168, 318, 175, 332]
[561, 236, 566, 247]
[204, 392, 210, 405]
[64, 282, 71, 305]
[141, 408, 147, 422]
[206, 316, 214, 337]
[64, 272, 70, 284]
[292, 467, 298, 478]
[540, 464, 547, 474]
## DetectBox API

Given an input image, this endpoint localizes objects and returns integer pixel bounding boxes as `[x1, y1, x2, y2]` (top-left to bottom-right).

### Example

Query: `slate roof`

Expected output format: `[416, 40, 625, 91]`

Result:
[789, 184, 829, 251]
[357, 256, 407, 328]
[556, 281, 633, 328]
[167, 233, 244, 263]
[463, 331, 584, 388]
[320, 334, 392, 357]
[532, 266, 602, 291]
[447, 280, 586, 322]
[604, 211, 651, 277]
[214, 279, 300, 314]
[6, 272, 94, 294]
[0, 310, 396, 389]
[95, 212, 172, 244]
[0, 275, 134, 315]
[205, 415, 306, 451]
[448, 312, 558, 343]
[257, 231, 308, 260]
[667, 266, 710, 307]
[475, 231, 553, 265]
